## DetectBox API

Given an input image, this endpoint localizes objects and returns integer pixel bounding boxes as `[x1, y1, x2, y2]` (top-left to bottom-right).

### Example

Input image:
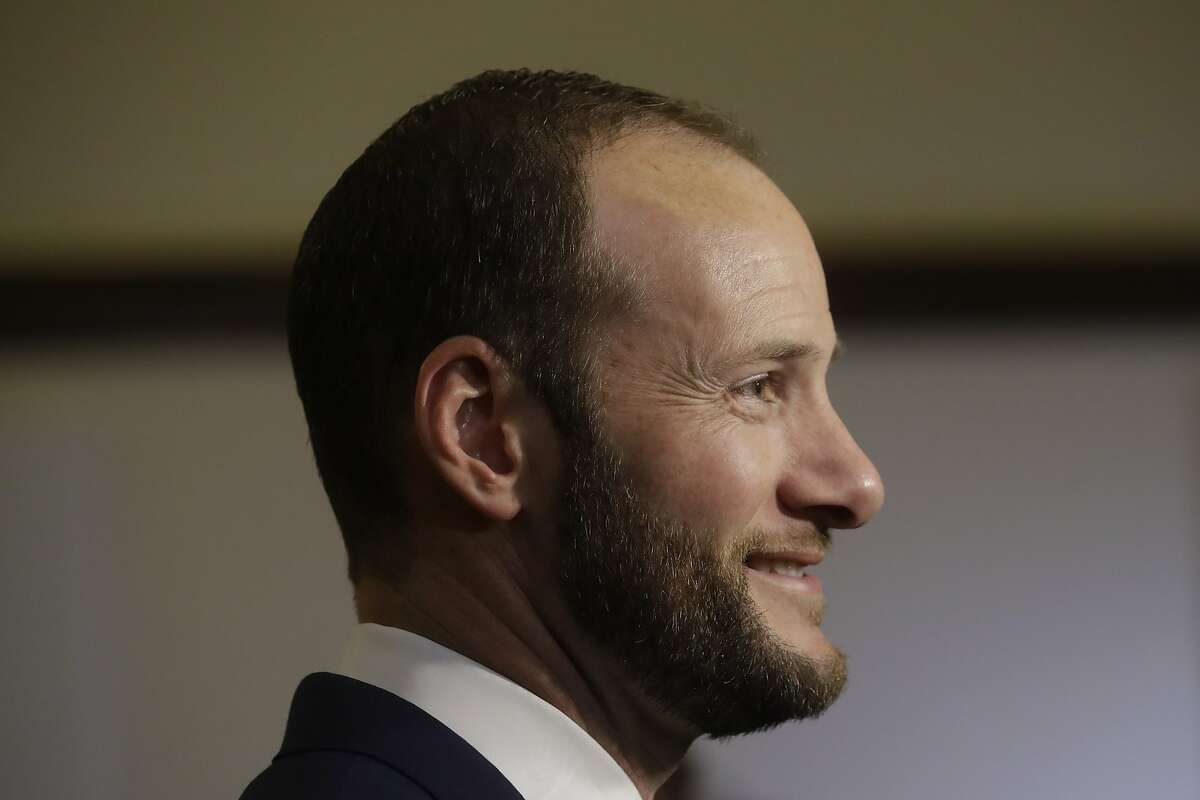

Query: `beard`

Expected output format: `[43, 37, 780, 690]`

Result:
[556, 412, 847, 738]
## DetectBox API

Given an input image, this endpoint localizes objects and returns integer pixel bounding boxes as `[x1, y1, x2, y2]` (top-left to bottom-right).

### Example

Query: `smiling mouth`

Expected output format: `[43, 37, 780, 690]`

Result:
[743, 551, 825, 594]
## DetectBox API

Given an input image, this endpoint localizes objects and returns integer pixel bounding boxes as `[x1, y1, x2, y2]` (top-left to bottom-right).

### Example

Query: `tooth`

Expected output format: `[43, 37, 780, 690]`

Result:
[766, 560, 805, 577]
[748, 556, 809, 577]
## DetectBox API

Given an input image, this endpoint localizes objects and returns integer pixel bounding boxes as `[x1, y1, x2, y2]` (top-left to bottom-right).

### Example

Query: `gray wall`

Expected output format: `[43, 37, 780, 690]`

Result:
[3, 323, 1196, 799]
[690, 324, 1200, 799]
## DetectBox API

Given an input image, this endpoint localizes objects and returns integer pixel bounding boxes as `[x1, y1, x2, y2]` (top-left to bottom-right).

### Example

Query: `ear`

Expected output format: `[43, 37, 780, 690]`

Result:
[413, 336, 526, 521]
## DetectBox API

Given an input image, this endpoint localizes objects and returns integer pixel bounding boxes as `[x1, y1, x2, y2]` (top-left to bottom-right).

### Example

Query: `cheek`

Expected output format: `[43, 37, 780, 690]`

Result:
[628, 422, 777, 531]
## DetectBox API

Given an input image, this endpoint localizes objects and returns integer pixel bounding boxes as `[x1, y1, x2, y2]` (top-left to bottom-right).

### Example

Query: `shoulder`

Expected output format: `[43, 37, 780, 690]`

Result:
[237, 672, 524, 800]
[239, 749, 434, 800]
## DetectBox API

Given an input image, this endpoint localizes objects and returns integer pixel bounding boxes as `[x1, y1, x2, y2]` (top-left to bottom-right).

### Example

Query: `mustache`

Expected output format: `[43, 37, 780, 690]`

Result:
[731, 525, 831, 563]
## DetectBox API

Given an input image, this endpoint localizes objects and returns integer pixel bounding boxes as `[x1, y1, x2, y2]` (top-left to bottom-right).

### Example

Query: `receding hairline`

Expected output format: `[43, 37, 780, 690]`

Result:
[579, 121, 780, 297]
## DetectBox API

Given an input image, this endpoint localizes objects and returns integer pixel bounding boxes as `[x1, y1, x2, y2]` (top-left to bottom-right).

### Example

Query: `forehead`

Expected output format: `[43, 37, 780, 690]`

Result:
[586, 131, 830, 357]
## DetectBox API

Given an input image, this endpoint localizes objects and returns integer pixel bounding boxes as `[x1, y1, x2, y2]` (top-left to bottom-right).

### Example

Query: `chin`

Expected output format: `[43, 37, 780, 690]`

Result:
[772, 620, 840, 661]
[749, 583, 836, 653]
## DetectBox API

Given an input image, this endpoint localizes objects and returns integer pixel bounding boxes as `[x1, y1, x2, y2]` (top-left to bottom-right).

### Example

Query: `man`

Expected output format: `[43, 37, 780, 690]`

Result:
[241, 69, 884, 800]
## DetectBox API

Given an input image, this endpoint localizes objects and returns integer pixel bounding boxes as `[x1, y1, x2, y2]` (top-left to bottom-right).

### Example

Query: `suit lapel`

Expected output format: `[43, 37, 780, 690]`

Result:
[276, 672, 525, 800]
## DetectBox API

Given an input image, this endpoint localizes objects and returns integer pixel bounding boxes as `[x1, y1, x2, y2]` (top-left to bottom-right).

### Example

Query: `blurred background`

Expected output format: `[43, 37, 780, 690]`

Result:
[2, 2, 1196, 799]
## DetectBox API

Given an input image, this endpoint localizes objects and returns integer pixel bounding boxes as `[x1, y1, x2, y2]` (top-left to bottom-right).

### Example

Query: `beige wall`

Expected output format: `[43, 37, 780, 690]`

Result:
[3, 1, 1199, 270]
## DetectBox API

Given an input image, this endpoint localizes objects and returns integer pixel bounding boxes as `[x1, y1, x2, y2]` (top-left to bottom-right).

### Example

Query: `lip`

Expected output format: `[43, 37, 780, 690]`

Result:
[744, 550, 826, 594]
[748, 549, 825, 567]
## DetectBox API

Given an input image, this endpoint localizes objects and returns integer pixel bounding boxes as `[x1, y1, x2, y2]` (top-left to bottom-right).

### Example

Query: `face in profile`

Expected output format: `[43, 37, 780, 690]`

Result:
[556, 132, 884, 737]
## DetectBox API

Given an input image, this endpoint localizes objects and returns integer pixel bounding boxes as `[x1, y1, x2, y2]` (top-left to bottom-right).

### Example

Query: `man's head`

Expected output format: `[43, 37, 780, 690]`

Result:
[289, 69, 759, 579]
[289, 69, 883, 738]
[556, 132, 884, 736]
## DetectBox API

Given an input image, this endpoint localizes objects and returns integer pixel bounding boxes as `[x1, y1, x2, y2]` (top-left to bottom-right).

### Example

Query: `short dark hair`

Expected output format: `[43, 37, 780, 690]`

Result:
[288, 69, 759, 582]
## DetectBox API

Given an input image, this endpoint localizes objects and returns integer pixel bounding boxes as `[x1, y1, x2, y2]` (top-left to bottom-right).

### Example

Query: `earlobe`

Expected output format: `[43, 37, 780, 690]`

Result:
[414, 337, 523, 521]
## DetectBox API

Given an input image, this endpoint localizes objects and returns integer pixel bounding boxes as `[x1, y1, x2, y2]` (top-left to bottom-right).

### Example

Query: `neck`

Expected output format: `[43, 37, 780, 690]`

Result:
[353, 528, 695, 799]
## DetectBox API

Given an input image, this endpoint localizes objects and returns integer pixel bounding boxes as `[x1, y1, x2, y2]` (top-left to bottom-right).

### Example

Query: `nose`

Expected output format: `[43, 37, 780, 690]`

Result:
[777, 409, 885, 530]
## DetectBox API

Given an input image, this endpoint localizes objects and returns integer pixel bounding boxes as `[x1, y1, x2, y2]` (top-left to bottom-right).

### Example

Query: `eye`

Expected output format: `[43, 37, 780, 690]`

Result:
[731, 374, 778, 402]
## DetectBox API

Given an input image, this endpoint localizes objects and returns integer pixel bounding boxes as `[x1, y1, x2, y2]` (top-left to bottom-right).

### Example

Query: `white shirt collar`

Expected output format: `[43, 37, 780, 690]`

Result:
[336, 623, 642, 800]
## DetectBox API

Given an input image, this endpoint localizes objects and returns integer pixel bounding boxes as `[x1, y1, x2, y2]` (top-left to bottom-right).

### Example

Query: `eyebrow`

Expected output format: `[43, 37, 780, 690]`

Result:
[714, 337, 841, 372]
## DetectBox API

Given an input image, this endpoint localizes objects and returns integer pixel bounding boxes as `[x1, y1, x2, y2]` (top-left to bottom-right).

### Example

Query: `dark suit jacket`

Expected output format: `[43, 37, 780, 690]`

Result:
[239, 672, 525, 799]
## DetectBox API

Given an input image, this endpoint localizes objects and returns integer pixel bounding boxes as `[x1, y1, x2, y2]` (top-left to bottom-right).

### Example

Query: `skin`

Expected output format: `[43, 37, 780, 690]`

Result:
[355, 129, 885, 798]
[589, 132, 883, 664]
